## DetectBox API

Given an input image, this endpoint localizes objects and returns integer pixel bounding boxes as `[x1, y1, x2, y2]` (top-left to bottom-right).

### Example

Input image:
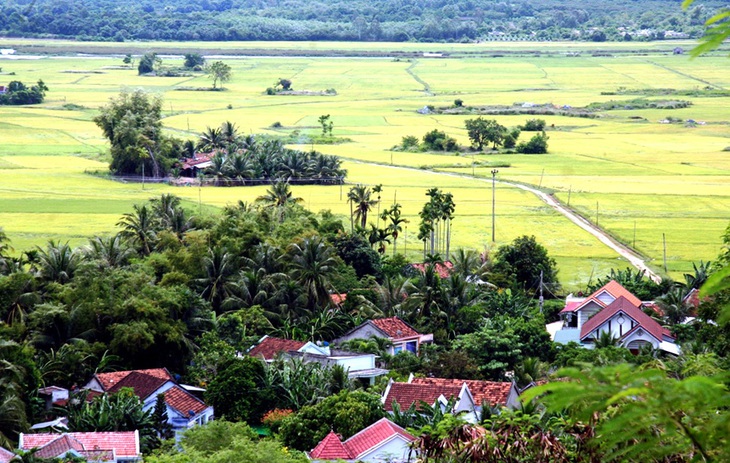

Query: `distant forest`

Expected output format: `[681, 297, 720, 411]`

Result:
[0, 0, 723, 43]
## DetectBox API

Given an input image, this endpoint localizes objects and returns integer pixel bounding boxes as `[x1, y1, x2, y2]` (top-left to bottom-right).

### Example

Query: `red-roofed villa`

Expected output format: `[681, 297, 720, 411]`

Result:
[334, 317, 433, 356]
[381, 378, 479, 423]
[83, 368, 213, 436]
[408, 375, 520, 410]
[308, 418, 415, 462]
[554, 280, 679, 355]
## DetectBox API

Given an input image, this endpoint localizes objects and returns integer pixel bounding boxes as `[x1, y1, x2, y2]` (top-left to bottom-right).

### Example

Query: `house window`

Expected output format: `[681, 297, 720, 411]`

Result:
[394, 345, 403, 354]
[406, 341, 417, 354]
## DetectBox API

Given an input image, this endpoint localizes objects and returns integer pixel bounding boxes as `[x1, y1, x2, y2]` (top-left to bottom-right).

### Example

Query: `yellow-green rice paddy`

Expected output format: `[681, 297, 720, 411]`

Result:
[1, 40, 728, 289]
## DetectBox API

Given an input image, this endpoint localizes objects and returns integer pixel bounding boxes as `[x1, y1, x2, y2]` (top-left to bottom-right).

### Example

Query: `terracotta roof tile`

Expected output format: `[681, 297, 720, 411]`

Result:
[0, 447, 15, 463]
[344, 418, 414, 457]
[163, 385, 208, 416]
[383, 382, 462, 411]
[330, 293, 347, 306]
[248, 336, 306, 361]
[94, 368, 173, 391]
[310, 419, 415, 461]
[309, 431, 351, 460]
[107, 371, 170, 399]
[411, 378, 512, 407]
[371, 317, 420, 339]
[32, 435, 85, 460]
[21, 432, 140, 459]
[411, 262, 453, 279]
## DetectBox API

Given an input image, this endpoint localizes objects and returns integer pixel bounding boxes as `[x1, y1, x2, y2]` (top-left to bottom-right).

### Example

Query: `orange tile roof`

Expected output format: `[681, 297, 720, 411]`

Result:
[411, 378, 513, 407]
[383, 382, 462, 411]
[95, 368, 173, 392]
[411, 262, 453, 279]
[21, 432, 140, 459]
[371, 317, 420, 339]
[33, 435, 85, 460]
[163, 385, 208, 416]
[0, 448, 16, 463]
[248, 336, 306, 361]
[330, 293, 347, 306]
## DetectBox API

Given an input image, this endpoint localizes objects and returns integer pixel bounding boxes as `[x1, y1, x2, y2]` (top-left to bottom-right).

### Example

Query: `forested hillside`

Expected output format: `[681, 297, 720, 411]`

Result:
[0, 0, 723, 43]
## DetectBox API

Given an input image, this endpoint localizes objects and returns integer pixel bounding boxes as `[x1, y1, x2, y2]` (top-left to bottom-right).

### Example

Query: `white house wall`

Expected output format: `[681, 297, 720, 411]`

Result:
[335, 355, 375, 371]
[621, 329, 660, 349]
[357, 436, 413, 463]
[577, 301, 604, 328]
[335, 325, 385, 344]
[596, 291, 616, 306]
[593, 312, 636, 340]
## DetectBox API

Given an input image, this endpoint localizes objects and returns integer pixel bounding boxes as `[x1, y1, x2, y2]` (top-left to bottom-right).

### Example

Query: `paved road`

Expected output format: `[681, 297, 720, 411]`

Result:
[352, 160, 663, 283]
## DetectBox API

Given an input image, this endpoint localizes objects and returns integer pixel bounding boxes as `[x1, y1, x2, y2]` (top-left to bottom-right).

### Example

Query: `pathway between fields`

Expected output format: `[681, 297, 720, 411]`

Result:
[350, 160, 663, 283]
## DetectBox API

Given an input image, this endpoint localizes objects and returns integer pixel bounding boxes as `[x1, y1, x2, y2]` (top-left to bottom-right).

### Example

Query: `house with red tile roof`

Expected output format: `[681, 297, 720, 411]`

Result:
[410, 262, 453, 279]
[554, 281, 678, 355]
[0, 447, 16, 463]
[19, 431, 141, 463]
[83, 368, 213, 436]
[381, 379, 479, 423]
[248, 336, 388, 385]
[308, 418, 415, 462]
[334, 317, 433, 356]
[408, 376, 520, 410]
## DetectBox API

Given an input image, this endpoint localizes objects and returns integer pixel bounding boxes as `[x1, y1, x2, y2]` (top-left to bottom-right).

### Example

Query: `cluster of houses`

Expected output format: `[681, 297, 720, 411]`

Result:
[4, 280, 683, 463]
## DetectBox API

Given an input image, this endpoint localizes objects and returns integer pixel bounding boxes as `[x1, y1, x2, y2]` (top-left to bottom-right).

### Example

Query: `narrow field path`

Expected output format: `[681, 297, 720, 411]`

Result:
[645, 60, 724, 90]
[347, 159, 663, 282]
[405, 60, 433, 96]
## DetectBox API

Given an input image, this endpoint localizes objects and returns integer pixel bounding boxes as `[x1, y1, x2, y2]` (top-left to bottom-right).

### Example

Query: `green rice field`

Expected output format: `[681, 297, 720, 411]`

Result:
[1, 40, 729, 289]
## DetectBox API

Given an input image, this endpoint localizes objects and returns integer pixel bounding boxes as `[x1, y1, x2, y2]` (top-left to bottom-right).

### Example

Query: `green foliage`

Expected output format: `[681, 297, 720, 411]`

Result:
[148, 420, 306, 463]
[184, 53, 205, 69]
[279, 390, 385, 451]
[587, 267, 672, 300]
[66, 389, 159, 452]
[523, 364, 730, 462]
[0, 80, 48, 105]
[207, 61, 232, 89]
[94, 89, 180, 177]
[521, 118, 546, 131]
[332, 233, 382, 279]
[400, 135, 420, 150]
[452, 322, 523, 381]
[422, 129, 458, 151]
[516, 131, 549, 154]
[493, 235, 559, 292]
[205, 356, 273, 423]
[464, 117, 507, 150]
[138, 52, 161, 75]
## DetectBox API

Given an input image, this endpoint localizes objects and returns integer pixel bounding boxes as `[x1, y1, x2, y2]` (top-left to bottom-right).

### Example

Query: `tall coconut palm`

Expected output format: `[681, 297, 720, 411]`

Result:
[287, 236, 338, 311]
[257, 181, 303, 222]
[35, 240, 81, 284]
[347, 184, 378, 229]
[117, 204, 158, 255]
[197, 246, 237, 314]
[84, 234, 135, 268]
[206, 153, 230, 186]
[220, 120, 239, 146]
[451, 248, 481, 279]
[197, 126, 224, 151]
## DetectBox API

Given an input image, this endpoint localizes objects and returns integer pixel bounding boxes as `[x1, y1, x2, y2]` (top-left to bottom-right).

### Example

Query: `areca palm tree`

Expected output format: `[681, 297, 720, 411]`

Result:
[368, 224, 391, 254]
[287, 236, 338, 311]
[117, 204, 158, 255]
[381, 203, 408, 256]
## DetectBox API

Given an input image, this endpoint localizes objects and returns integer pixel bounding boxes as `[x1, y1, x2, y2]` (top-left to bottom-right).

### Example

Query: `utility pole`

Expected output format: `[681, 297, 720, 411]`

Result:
[567, 185, 572, 207]
[539, 270, 544, 313]
[491, 169, 498, 243]
[663, 233, 668, 273]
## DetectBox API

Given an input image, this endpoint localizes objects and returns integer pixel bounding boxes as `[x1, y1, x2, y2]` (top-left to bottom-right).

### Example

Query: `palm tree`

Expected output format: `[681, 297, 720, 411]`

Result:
[0, 227, 13, 275]
[197, 126, 224, 151]
[35, 240, 80, 284]
[226, 152, 254, 184]
[373, 183, 383, 224]
[84, 234, 135, 268]
[206, 152, 230, 186]
[451, 248, 480, 279]
[347, 184, 378, 229]
[220, 120, 240, 146]
[117, 204, 158, 255]
[368, 224, 391, 254]
[287, 236, 338, 311]
[381, 203, 408, 256]
[656, 286, 693, 325]
[256, 181, 303, 222]
[593, 330, 621, 348]
[372, 275, 414, 318]
[683, 260, 711, 290]
[197, 246, 237, 314]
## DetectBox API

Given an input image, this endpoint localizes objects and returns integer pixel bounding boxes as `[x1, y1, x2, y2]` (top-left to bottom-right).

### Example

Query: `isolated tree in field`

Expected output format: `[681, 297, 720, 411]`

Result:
[184, 53, 205, 69]
[277, 78, 292, 91]
[207, 61, 231, 89]
[138, 52, 161, 75]
[318, 114, 333, 137]
[94, 89, 177, 177]
[521, 118, 546, 131]
[516, 131, 549, 154]
[465, 117, 507, 150]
